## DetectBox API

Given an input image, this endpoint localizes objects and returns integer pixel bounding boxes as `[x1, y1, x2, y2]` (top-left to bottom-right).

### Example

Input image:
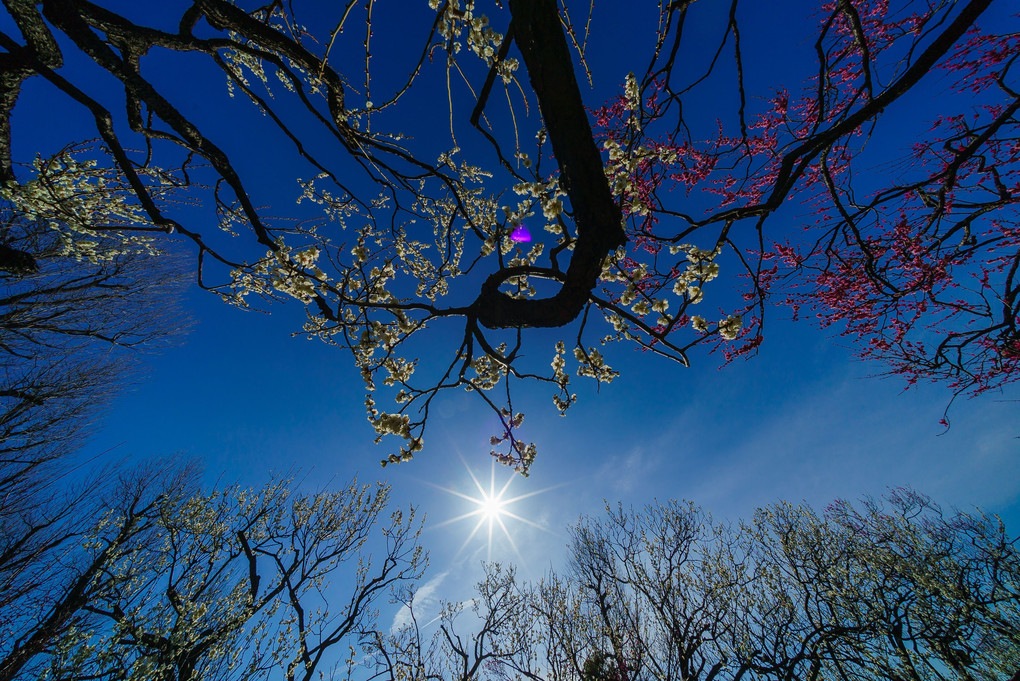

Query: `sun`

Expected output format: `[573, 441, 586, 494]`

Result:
[478, 490, 506, 522]
[428, 457, 559, 562]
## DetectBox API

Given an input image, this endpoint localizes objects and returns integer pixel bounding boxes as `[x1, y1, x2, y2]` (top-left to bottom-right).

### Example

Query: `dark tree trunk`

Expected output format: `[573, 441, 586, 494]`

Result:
[472, 0, 624, 329]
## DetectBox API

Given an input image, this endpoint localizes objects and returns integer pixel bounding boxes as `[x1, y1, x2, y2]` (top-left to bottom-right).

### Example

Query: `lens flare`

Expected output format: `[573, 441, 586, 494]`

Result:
[510, 225, 532, 242]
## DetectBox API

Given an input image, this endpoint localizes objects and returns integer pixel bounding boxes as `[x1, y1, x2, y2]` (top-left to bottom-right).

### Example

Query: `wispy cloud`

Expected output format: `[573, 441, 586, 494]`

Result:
[389, 568, 450, 634]
[651, 370, 1019, 523]
[595, 445, 661, 495]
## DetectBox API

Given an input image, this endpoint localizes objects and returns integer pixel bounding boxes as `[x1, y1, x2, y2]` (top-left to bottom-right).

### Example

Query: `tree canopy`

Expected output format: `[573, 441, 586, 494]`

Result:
[0, 172, 189, 681]
[1, 0, 1017, 469]
[6, 482, 1015, 681]
[0, 469, 425, 681]
[374, 488, 1020, 681]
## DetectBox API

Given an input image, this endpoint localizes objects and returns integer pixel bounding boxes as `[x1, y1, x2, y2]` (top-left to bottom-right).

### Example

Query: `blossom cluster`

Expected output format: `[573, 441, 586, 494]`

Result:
[0, 146, 174, 263]
[429, 0, 518, 82]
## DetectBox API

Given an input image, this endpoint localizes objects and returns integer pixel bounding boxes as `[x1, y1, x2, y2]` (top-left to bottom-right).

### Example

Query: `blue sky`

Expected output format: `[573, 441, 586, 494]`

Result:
[5, 0, 1018, 616]
[89, 280, 1018, 579]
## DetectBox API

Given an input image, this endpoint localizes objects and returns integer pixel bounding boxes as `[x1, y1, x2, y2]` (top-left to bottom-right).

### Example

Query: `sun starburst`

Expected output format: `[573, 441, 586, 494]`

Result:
[428, 457, 560, 562]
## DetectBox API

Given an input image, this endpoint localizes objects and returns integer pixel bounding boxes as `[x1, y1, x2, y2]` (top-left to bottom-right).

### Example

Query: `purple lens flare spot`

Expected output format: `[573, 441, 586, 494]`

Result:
[510, 225, 532, 243]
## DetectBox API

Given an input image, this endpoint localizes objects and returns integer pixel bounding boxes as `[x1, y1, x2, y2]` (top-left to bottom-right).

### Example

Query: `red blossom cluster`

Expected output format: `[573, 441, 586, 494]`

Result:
[590, 0, 1019, 406]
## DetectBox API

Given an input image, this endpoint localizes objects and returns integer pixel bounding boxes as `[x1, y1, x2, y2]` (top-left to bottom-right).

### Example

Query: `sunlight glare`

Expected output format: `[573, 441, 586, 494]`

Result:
[479, 492, 506, 521]
[426, 455, 561, 564]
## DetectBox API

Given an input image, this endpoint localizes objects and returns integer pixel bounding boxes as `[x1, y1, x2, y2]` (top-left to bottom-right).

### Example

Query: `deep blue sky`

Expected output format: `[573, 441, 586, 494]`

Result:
[5, 0, 1018, 608]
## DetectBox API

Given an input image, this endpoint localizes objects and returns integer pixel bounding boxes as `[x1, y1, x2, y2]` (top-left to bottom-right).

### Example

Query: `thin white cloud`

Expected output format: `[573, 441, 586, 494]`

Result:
[389, 569, 450, 634]
[651, 371, 1019, 522]
[595, 445, 661, 495]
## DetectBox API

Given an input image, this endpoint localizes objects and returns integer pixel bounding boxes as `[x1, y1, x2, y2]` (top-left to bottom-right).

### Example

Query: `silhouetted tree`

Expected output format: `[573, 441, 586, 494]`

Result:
[372, 489, 1020, 681]
[0, 179, 190, 680]
[0, 183, 187, 486]
[0, 473, 424, 681]
[0, 464, 196, 681]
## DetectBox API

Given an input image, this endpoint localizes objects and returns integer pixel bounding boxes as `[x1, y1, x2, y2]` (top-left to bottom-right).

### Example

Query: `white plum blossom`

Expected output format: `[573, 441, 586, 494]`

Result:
[293, 246, 321, 267]
[624, 71, 640, 111]
[542, 198, 563, 219]
[0, 146, 170, 263]
[718, 314, 743, 340]
[574, 346, 619, 383]
[690, 261, 720, 281]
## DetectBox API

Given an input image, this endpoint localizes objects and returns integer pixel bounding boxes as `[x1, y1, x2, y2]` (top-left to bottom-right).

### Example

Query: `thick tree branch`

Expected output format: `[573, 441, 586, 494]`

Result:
[472, 0, 623, 329]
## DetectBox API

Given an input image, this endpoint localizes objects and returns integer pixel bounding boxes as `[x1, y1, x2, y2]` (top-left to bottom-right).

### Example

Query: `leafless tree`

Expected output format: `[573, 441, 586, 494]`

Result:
[370, 489, 1020, 681]
[0, 464, 197, 681]
[0, 194, 187, 480]
[0, 472, 425, 681]
[0, 182, 190, 678]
